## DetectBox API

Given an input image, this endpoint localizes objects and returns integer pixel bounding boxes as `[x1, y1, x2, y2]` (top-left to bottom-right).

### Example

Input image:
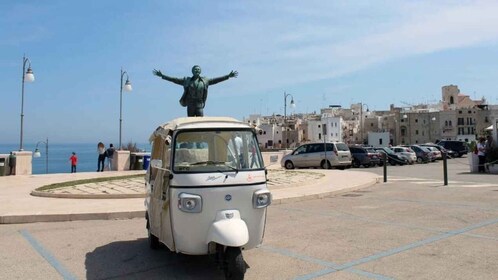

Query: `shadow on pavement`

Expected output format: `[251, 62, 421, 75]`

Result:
[85, 238, 224, 280]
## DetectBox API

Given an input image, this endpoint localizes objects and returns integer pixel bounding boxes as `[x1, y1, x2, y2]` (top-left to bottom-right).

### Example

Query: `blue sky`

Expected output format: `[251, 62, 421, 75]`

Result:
[2, 0, 498, 145]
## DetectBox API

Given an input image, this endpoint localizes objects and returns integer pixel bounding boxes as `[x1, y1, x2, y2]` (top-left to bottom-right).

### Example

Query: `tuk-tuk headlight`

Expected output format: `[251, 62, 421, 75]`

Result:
[178, 193, 202, 213]
[253, 190, 272, 208]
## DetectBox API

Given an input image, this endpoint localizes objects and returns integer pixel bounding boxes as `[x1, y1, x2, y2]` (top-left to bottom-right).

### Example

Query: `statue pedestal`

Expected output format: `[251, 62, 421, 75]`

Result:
[115, 150, 130, 171]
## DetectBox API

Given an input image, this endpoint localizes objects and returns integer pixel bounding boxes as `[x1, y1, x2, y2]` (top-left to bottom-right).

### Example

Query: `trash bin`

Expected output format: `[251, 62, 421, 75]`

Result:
[0, 157, 5, 176]
[143, 155, 151, 170]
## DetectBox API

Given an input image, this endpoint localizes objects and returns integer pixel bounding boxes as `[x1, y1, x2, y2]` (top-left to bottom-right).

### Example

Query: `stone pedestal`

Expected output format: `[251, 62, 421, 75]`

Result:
[115, 150, 130, 171]
[468, 153, 478, 173]
[14, 151, 33, 175]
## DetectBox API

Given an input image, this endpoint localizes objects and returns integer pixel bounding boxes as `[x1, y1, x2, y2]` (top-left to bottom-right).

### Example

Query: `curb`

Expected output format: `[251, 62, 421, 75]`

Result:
[30, 191, 146, 199]
[0, 211, 145, 224]
[1, 171, 380, 224]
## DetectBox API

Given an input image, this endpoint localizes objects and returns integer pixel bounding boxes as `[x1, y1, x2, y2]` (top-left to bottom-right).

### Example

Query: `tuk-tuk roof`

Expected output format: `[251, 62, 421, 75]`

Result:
[149, 116, 251, 142]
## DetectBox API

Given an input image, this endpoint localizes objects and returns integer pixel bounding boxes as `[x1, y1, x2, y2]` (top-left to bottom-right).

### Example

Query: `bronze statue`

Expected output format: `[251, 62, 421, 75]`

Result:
[153, 65, 238, 117]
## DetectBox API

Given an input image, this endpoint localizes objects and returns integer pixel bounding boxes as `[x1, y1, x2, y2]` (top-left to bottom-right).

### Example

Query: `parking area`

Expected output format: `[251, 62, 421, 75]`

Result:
[2, 172, 497, 279]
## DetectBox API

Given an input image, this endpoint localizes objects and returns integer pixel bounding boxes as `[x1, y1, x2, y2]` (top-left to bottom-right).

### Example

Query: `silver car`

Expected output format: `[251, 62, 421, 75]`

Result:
[281, 142, 352, 169]
[392, 146, 417, 164]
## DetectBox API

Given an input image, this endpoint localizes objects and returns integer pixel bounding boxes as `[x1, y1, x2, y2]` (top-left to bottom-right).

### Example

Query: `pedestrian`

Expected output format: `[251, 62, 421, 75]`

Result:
[477, 137, 486, 173]
[106, 143, 115, 171]
[70, 152, 78, 173]
[8, 152, 16, 175]
[97, 142, 106, 172]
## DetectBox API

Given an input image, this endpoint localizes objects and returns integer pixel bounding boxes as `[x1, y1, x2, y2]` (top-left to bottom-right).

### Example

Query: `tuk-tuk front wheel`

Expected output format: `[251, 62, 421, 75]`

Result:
[224, 247, 246, 280]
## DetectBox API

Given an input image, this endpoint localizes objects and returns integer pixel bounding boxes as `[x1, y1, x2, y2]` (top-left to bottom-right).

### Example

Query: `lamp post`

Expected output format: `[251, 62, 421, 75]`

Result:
[403, 114, 409, 144]
[33, 138, 48, 174]
[393, 118, 398, 146]
[429, 116, 436, 143]
[119, 68, 133, 150]
[359, 103, 369, 144]
[19, 55, 35, 151]
[283, 92, 295, 149]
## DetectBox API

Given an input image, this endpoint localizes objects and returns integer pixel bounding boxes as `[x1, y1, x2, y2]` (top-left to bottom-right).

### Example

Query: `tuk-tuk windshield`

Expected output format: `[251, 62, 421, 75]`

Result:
[173, 129, 264, 173]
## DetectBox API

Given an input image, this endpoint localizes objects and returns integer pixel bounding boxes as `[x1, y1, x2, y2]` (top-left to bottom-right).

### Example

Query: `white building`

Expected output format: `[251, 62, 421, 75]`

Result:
[307, 114, 343, 142]
[368, 132, 390, 147]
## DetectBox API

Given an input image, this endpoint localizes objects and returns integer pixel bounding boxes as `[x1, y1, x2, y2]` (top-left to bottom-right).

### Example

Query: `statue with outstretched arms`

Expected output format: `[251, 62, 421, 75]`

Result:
[153, 65, 238, 117]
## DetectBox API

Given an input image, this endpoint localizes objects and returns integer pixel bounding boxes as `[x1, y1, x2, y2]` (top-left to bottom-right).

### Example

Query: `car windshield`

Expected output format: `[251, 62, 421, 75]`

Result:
[173, 129, 263, 173]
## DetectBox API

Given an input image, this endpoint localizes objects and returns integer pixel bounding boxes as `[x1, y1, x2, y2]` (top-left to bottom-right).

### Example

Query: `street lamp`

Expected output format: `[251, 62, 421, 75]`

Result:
[359, 103, 369, 144]
[394, 119, 398, 146]
[19, 55, 35, 151]
[33, 138, 48, 174]
[403, 114, 409, 144]
[429, 116, 436, 143]
[283, 92, 295, 149]
[119, 68, 132, 150]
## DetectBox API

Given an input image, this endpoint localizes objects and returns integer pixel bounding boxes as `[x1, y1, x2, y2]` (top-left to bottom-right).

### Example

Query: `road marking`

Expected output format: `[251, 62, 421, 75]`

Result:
[387, 176, 498, 188]
[289, 217, 498, 279]
[261, 246, 393, 280]
[20, 230, 78, 280]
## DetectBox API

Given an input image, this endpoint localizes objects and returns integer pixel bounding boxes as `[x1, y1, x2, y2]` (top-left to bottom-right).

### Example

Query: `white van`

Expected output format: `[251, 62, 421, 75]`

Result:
[280, 142, 352, 169]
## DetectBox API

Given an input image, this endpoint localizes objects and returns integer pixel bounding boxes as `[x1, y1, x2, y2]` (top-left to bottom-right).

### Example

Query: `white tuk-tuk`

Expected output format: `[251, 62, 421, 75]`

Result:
[145, 117, 271, 279]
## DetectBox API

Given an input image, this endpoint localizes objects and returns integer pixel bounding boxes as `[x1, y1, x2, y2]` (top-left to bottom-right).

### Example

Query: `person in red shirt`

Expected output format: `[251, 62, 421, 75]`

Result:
[70, 152, 78, 173]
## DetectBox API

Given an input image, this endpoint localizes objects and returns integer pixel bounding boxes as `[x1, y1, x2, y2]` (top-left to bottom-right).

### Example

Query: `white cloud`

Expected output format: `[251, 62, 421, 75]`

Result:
[176, 1, 498, 94]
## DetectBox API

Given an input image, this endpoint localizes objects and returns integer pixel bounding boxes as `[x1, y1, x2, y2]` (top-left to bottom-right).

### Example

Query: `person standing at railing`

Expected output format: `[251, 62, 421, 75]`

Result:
[97, 142, 106, 172]
[70, 152, 78, 173]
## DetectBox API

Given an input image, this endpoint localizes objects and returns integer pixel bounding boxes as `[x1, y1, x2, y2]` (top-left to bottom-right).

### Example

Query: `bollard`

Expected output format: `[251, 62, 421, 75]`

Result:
[443, 152, 448, 186]
[383, 152, 387, 182]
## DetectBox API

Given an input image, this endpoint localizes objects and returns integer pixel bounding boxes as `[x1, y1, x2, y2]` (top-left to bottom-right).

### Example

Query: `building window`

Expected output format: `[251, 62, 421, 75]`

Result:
[416, 130, 419, 135]
[449, 120, 452, 126]
[371, 123, 373, 127]
[459, 110, 462, 114]
[485, 117, 489, 122]
[445, 121, 448, 126]
[318, 125, 321, 128]
[318, 133, 321, 140]
[415, 119, 418, 123]
[450, 96, 454, 104]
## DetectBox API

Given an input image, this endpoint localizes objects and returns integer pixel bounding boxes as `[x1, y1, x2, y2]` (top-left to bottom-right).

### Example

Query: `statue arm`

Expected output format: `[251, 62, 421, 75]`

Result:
[153, 69, 184, 85]
[209, 70, 238, 85]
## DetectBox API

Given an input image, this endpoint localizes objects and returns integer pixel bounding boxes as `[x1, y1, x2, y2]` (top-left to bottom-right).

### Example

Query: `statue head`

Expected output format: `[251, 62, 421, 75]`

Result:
[191, 65, 202, 77]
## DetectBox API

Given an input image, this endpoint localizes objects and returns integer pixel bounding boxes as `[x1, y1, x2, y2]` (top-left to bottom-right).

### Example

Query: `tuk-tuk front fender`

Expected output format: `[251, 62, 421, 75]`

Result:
[207, 210, 249, 247]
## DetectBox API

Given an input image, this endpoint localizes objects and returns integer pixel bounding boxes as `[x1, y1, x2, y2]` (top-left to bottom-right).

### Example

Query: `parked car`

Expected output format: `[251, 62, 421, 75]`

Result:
[392, 146, 417, 164]
[349, 146, 378, 168]
[365, 148, 383, 166]
[281, 142, 352, 169]
[437, 140, 469, 157]
[424, 146, 441, 160]
[406, 145, 432, 163]
[421, 144, 456, 159]
[374, 147, 408, 165]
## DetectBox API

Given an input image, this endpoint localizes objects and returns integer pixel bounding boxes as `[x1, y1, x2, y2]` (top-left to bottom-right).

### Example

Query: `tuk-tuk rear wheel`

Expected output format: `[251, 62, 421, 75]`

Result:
[224, 247, 246, 280]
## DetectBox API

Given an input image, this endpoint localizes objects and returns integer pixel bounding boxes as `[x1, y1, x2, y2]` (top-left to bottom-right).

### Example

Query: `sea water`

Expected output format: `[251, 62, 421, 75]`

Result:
[0, 143, 151, 174]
